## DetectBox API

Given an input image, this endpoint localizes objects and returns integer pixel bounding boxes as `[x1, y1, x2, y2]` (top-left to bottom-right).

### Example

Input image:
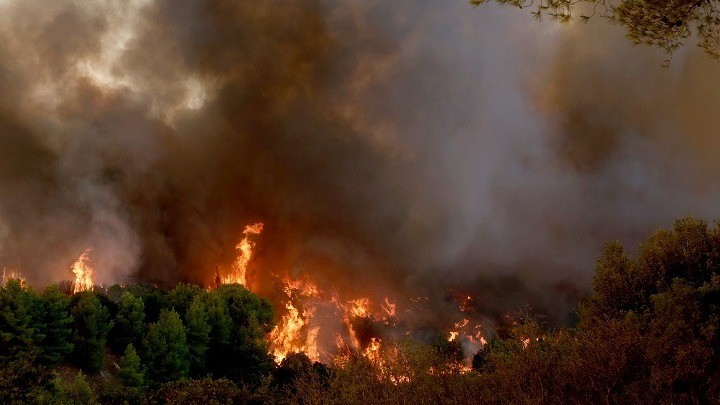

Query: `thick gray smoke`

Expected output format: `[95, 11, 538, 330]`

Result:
[1, 0, 719, 325]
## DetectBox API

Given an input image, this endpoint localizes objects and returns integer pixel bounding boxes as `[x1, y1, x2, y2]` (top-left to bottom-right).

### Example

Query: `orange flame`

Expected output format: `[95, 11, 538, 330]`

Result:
[226, 221, 487, 370]
[268, 277, 321, 363]
[382, 297, 396, 317]
[222, 222, 263, 285]
[72, 248, 94, 294]
[2, 268, 25, 286]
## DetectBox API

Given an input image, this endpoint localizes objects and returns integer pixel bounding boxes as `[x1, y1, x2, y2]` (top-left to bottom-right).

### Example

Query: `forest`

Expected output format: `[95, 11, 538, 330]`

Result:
[2, 216, 720, 404]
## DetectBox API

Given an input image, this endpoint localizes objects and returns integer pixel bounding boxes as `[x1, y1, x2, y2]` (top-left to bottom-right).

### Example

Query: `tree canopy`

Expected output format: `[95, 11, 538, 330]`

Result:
[472, 0, 720, 60]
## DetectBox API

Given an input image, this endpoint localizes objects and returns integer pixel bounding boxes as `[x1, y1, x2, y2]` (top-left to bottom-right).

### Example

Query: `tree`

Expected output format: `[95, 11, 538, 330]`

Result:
[60, 372, 97, 405]
[185, 297, 211, 377]
[0, 279, 50, 402]
[110, 292, 145, 353]
[472, 0, 720, 61]
[143, 309, 190, 384]
[36, 285, 74, 366]
[71, 292, 112, 373]
[202, 292, 233, 377]
[167, 283, 204, 322]
[118, 344, 145, 388]
[216, 284, 275, 383]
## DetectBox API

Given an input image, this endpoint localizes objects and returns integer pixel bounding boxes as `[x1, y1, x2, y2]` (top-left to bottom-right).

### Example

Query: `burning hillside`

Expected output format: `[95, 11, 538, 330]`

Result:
[2, 0, 720, 387]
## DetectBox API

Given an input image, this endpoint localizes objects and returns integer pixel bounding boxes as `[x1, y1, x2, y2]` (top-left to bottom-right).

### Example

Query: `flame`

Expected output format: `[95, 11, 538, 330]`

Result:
[222, 222, 263, 285]
[224, 221, 488, 369]
[348, 298, 371, 318]
[382, 297, 396, 318]
[72, 248, 94, 294]
[268, 277, 321, 363]
[364, 337, 383, 367]
[270, 301, 319, 363]
[2, 268, 25, 286]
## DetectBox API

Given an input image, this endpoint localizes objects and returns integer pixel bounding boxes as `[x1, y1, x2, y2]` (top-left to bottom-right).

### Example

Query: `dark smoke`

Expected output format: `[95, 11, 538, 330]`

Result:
[1, 0, 720, 328]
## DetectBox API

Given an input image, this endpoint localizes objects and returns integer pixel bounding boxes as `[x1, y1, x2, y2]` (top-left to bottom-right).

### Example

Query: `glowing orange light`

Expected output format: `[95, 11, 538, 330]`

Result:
[222, 222, 263, 285]
[72, 248, 94, 294]
[2, 268, 25, 286]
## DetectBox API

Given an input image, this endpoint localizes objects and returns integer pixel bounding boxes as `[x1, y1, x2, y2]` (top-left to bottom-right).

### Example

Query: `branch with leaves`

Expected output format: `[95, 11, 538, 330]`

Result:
[471, 0, 720, 62]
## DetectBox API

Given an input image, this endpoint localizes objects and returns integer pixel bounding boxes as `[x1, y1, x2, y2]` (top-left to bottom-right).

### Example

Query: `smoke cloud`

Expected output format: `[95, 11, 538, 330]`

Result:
[1, 0, 720, 327]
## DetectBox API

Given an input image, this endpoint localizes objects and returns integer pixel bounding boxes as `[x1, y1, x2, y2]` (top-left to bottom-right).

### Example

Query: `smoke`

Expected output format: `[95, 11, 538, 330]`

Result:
[1, 0, 720, 327]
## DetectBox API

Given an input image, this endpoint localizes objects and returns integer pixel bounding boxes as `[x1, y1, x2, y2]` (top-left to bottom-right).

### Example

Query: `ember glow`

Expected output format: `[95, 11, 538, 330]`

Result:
[71, 248, 94, 294]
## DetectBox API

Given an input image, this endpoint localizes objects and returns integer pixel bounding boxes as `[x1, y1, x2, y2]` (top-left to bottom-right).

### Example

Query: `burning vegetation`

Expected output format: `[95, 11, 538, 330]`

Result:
[3, 216, 720, 403]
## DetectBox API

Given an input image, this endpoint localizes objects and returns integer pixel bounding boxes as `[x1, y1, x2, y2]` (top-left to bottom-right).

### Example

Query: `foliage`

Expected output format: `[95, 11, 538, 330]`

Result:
[59, 372, 98, 405]
[143, 309, 191, 384]
[110, 292, 145, 353]
[472, 0, 720, 62]
[119, 344, 145, 388]
[167, 283, 204, 322]
[4, 217, 720, 403]
[145, 378, 251, 404]
[71, 292, 112, 373]
[185, 296, 211, 377]
[216, 284, 275, 384]
[37, 285, 74, 366]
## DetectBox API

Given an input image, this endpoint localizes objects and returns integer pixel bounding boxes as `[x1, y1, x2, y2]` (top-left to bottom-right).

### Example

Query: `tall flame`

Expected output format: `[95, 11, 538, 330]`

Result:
[269, 277, 321, 363]
[72, 248, 94, 294]
[222, 222, 263, 285]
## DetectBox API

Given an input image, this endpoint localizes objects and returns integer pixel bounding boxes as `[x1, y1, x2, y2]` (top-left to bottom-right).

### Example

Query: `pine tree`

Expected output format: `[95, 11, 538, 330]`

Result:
[167, 283, 203, 322]
[37, 285, 73, 366]
[71, 293, 112, 373]
[0, 279, 48, 402]
[110, 292, 145, 353]
[202, 292, 232, 376]
[143, 309, 190, 383]
[61, 372, 96, 405]
[118, 344, 145, 388]
[185, 297, 211, 377]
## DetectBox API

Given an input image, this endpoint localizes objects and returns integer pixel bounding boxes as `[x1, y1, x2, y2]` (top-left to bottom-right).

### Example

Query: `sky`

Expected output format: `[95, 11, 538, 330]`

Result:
[1, 0, 720, 322]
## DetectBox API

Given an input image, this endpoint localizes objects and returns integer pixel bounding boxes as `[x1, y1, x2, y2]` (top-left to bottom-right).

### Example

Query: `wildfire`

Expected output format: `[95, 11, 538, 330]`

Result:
[270, 301, 320, 363]
[222, 222, 263, 286]
[2, 268, 25, 286]
[226, 220, 489, 370]
[269, 277, 322, 363]
[72, 248, 94, 294]
[382, 297, 396, 318]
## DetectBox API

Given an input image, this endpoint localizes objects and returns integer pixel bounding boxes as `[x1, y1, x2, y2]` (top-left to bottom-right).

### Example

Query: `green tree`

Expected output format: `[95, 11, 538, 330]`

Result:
[216, 284, 275, 383]
[110, 292, 145, 353]
[202, 292, 233, 377]
[0, 279, 49, 402]
[119, 344, 145, 388]
[36, 285, 74, 366]
[185, 297, 211, 377]
[143, 287, 170, 324]
[71, 292, 112, 373]
[143, 309, 190, 384]
[60, 372, 97, 405]
[167, 283, 203, 322]
[472, 0, 720, 61]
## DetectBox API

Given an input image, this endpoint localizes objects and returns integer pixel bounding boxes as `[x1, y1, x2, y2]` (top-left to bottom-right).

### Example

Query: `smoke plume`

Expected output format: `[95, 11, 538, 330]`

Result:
[1, 0, 720, 328]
